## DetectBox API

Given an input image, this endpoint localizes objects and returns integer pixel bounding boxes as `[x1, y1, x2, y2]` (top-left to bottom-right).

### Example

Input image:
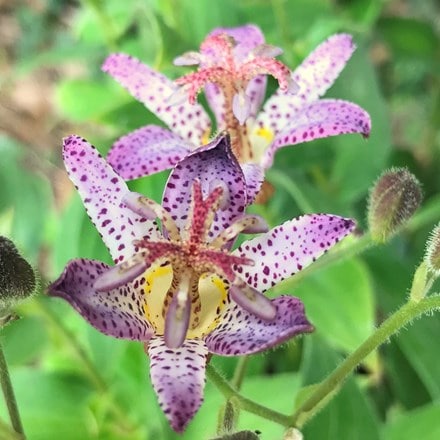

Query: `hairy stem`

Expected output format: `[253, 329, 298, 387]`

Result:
[207, 363, 292, 427]
[231, 356, 249, 390]
[207, 296, 440, 428]
[0, 341, 24, 438]
[290, 295, 440, 427]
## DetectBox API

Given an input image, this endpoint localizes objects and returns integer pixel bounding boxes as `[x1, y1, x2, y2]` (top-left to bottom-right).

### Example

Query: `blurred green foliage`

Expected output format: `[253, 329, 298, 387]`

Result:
[0, 0, 439, 439]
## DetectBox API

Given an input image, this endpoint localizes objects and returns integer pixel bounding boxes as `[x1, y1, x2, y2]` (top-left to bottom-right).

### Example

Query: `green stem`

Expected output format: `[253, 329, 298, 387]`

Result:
[0, 417, 22, 440]
[206, 363, 292, 427]
[231, 356, 249, 390]
[0, 341, 25, 438]
[290, 295, 440, 428]
[208, 296, 440, 428]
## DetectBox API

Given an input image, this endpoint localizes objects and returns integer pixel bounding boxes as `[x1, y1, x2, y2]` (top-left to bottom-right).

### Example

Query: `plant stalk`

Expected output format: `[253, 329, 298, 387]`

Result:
[0, 341, 24, 438]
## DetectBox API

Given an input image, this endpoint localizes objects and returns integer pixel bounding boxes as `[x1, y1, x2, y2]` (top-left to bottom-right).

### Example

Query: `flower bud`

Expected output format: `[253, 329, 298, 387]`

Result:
[368, 168, 422, 243]
[215, 398, 239, 436]
[0, 236, 36, 316]
[283, 428, 303, 440]
[210, 430, 260, 440]
[425, 223, 440, 277]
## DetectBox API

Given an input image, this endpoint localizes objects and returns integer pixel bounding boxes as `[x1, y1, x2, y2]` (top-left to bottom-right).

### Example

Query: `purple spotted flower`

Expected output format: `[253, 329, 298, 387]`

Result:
[102, 25, 370, 198]
[48, 133, 355, 432]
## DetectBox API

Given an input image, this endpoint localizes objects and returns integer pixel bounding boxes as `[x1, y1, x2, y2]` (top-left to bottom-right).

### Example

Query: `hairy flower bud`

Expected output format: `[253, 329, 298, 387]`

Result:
[0, 236, 36, 316]
[283, 428, 303, 440]
[425, 223, 440, 277]
[368, 168, 422, 243]
[210, 430, 260, 440]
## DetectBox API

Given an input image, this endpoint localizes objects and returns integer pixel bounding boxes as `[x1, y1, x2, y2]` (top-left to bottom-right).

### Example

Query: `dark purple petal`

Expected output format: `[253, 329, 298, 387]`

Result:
[107, 125, 194, 180]
[147, 337, 208, 432]
[163, 133, 246, 236]
[204, 295, 313, 355]
[48, 258, 153, 341]
[233, 214, 355, 292]
[102, 53, 211, 145]
[255, 33, 356, 137]
[63, 135, 160, 263]
[262, 99, 371, 168]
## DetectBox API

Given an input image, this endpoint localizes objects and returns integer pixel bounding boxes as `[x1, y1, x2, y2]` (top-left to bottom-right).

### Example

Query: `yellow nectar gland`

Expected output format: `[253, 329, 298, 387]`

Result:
[249, 125, 274, 163]
[143, 262, 229, 339]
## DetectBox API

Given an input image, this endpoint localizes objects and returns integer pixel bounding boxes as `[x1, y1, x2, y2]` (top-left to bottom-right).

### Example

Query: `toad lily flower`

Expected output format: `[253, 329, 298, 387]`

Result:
[49, 133, 355, 432]
[103, 25, 370, 198]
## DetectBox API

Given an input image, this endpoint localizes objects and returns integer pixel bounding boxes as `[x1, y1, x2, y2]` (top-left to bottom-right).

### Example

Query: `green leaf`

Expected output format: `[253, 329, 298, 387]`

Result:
[329, 42, 391, 204]
[275, 259, 375, 362]
[1, 316, 48, 366]
[0, 369, 92, 440]
[382, 403, 440, 440]
[52, 192, 111, 276]
[0, 137, 51, 262]
[378, 17, 439, 59]
[366, 250, 440, 398]
[383, 341, 431, 409]
[397, 318, 440, 399]
[56, 78, 126, 122]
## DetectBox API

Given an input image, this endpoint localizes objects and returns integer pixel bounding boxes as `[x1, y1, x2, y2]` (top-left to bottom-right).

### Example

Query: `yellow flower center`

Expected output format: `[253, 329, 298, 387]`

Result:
[249, 124, 274, 163]
[143, 263, 229, 339]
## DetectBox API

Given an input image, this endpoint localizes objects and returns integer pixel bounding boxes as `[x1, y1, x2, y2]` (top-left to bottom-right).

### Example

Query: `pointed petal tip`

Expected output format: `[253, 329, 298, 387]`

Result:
[204, 295, 314, 356]
[147, 338, 208, 432]
[101, 52, 132, 72]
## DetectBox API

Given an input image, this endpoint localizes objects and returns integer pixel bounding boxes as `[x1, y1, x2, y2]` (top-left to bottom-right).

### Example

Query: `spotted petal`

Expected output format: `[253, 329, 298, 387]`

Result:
[255, 33, 356, 136]
[262, 99, 371, 168]
[107, 125, 193, 180]
[63, 135, 160, 263]
[204, 296, 313, 355]
[102, 53, 211, 145]
[233, 214, 355, 292]
[163, 134, 246, 235]
[147, 337, 208, 432]
[204, 25, 267, 128]
[48, 258, 153, 340]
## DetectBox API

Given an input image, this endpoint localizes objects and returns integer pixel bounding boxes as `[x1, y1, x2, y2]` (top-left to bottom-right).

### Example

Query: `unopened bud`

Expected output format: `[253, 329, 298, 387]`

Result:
[216, 398, 238, 435]
[425, 223, 440, 277]
[283, 427, 303, 440]
[210, 430, 260, 440]
[0, 236, 36, 316]
[368, 168, 422, 243]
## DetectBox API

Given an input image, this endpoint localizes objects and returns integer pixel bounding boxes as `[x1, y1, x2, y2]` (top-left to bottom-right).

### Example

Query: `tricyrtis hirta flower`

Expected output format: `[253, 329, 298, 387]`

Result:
[49, 133, 355, 432]
[103, 25, 370, 196]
